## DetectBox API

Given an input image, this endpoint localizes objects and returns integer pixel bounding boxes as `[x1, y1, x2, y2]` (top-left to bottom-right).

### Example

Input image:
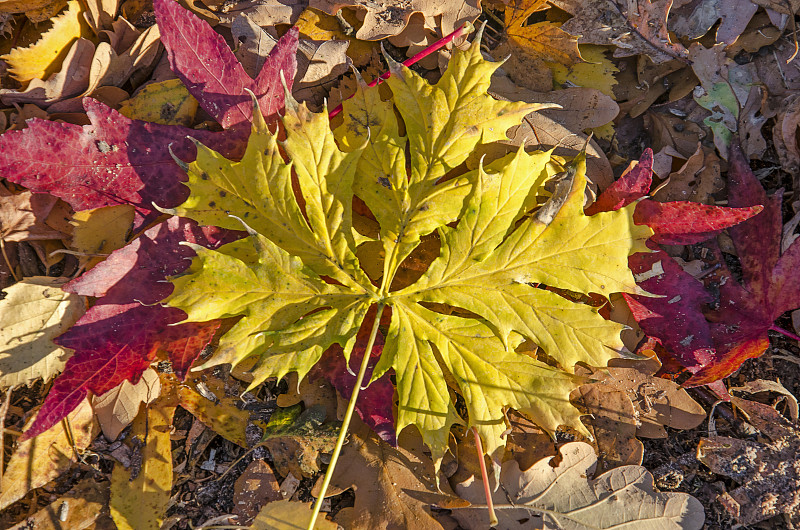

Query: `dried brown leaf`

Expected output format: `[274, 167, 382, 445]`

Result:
[309, 0, 479, 40]
[233, 459, 284, 525]
[452, 441, 704, 529]
[314, 422, 456, 530]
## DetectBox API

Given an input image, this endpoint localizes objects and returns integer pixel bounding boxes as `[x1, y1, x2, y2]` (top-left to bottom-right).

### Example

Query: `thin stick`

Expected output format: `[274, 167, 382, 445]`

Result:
[0, 239, 18, 282]
[328, 22, 474, 119]
[0, 388, 12, 483]
[472, 427, 498, 527]
[771, 324, 800, 342]
[307, 304, 386, 530]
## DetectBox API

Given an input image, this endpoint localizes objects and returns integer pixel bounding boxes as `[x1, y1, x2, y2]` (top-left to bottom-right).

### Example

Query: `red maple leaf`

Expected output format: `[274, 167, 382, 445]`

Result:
[22, 218, 242, 439]
[0, 99, 245, 228]
[683, 142, 800, 385]
[595, 145, 779, 387]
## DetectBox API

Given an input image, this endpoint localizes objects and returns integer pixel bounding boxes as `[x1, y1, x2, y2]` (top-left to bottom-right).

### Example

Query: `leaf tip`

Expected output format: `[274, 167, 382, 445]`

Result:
[151, 202, 178, 216]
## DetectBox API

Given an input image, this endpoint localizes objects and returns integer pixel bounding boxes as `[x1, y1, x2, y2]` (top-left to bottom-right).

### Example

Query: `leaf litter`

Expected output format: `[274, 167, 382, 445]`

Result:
[1, 0, 800, 527]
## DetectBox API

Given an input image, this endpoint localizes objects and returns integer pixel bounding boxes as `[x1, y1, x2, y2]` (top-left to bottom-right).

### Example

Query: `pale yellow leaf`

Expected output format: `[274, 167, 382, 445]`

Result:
[91, 367, 161, 441]
[0, 276, 86, 390]
[117, 79, 199, 126]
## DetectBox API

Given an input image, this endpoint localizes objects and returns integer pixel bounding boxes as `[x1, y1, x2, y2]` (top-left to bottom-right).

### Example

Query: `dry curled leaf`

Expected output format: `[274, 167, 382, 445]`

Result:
[314, 422, 456, 530]
[309, 0, 480, 40]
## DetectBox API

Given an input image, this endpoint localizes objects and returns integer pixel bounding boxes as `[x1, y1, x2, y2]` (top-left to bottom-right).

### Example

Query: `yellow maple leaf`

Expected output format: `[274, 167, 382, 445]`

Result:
[2, 0, 91, 85]
[163, 29, 652, 463]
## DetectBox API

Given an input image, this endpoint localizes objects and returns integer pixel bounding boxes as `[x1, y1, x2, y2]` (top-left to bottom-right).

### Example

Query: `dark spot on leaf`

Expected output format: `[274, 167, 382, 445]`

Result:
[419, 203, 429, 212]
[201, 172, 210, 181]
[219, 190, 227, 198]
[208, 201, 216, 207]
[160, 102, 177, 122]
[378, 176, 391, 189]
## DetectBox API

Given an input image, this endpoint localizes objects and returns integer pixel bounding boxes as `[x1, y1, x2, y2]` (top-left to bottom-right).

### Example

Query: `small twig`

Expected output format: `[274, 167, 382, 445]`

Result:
[190, 514, 241, 529]
[691, 386, 735, 425]
[472, 427, 498, 527]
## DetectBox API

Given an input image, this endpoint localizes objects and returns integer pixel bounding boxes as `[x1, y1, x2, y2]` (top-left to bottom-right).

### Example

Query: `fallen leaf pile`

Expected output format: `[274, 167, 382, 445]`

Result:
[1, 0, 800, 527]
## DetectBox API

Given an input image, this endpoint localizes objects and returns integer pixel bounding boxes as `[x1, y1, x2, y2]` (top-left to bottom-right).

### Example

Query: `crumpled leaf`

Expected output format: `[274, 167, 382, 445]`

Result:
[557, 0, 690, 64]
[451, 441, 705, 529]
[1, 0, 90, 84]
[573, 354, 706, 470]
[91, 366, 161, 440]
[293, 7, 378, 67]
[153, 0, 298, 129]
[651, 144, 722, 204]
[109, 394, 175, 530]
[697, 397, 800, 525]
[231, 15, 351, 111]
[314, 422, 456, 530]
[0, 396, 98, 511]
[165, 31, 650, 463]
[0, 277, 86, 390]
[20, 218, 235, 440]
[309, 0, 480, 40]
[0, 38, 95, 107]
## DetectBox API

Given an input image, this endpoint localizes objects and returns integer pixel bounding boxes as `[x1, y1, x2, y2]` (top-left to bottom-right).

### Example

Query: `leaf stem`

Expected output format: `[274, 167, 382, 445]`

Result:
[328, 21, 474, 119]
[307, 303, 386, 530]
[472, 427, 498, 527]
[771, 324, 800, 342]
